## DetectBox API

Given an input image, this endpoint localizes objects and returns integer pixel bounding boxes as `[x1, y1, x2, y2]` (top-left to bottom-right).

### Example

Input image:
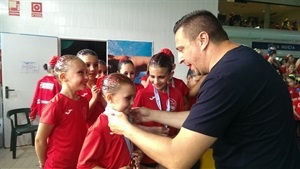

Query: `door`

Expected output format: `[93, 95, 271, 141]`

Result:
[0, 33, 58, 148]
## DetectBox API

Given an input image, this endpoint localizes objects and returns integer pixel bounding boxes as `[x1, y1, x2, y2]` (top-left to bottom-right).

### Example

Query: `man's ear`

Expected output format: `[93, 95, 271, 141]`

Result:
[198, 31, 209, 50]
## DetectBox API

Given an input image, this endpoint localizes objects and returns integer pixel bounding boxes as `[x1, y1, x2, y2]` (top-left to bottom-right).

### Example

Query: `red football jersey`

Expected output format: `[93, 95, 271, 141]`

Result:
[77, 85, 105, 128]
[187, 96, 197, 110]
[171, 77, 189, 96]
[30, 75, 61, 118]
[140, 75, 189, 97]
[134, 84, 184, 164]
[77, 113, 131, 169]
[41, 93, 88, 169]
[135, 83, 144, 93]
[288, 86, 299, 99]
[293, 99, 300, 121]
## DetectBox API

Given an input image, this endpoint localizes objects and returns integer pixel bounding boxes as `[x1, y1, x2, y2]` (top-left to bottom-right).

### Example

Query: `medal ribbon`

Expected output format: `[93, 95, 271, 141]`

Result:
[153, 85, 170, 127]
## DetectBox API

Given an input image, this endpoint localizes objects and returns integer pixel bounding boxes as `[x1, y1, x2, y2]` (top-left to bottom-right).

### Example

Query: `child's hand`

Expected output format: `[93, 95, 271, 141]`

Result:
[29, 116, 35, 122]
[119, 166, 131, 169]
[91, 85, 100, 98]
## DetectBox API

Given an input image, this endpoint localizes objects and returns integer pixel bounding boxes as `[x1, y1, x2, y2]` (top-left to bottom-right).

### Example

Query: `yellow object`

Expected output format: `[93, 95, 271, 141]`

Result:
[200, 149, 215, 169]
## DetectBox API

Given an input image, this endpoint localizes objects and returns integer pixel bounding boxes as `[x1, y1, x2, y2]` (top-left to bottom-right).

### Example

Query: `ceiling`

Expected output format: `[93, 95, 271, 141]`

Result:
[218, 0, 299, 19]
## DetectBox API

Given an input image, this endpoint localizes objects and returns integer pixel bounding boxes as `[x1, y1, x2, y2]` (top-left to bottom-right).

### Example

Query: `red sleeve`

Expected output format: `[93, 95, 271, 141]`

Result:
[135, 83, 144, 93]
[40, 96, 59, 125]
[77, 128, 104, 169]
[140, 75, 148, 81]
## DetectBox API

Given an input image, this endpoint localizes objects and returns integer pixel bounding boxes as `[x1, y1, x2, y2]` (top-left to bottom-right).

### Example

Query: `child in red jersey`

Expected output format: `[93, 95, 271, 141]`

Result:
[134, 52, 184, 169]
[141, 48, 189, 110]
[29, 55, 61, 122]
[35, 55, 89, 169]
[96, 59, 107, 78]
[292, 88, 300, 120]
[77, 49, 107, 128]
[286, 74, 299, 101]
[292, 88, 300, 148]
[77, 73, 142, 169]
[118, 59, 144, 93]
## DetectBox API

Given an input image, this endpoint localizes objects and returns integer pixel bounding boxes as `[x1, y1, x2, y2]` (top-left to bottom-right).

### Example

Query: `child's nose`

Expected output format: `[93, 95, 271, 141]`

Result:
[153, 78, 158, 84]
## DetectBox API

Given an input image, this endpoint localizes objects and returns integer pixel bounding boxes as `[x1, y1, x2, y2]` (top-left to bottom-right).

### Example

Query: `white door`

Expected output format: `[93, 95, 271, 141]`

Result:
[0, 33, 58, 148]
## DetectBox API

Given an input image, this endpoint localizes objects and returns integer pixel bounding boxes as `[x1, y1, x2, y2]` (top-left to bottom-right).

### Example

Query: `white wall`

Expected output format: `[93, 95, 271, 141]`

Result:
[0, 0, 218, 81]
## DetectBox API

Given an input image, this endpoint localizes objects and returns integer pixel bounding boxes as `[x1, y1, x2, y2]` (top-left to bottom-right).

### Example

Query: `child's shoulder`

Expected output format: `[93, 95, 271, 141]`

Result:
[169, 86, 182, 94]
[137, 85, 152, 94]
[89, 113, 110, 132]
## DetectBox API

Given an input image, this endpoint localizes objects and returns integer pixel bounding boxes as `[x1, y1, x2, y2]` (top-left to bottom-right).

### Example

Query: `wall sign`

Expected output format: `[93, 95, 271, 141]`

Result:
[8, 0, 20, 16]
[252, 42, 300, 51]
[31, 2, 42, 18]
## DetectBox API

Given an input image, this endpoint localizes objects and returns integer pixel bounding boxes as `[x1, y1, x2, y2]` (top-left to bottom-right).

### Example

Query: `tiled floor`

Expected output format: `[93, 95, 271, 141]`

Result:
[0, 145, 39, 169]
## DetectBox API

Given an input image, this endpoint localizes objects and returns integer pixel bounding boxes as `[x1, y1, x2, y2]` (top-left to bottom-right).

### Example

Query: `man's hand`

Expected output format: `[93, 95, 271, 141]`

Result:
[131, 107, 153, 123]
[137, 125, 169, 136]
[107, 111, 131, 135]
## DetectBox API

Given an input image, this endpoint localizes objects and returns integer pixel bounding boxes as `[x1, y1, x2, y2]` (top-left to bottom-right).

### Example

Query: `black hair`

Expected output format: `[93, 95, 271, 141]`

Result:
[148, 52, 173, 73]
[98, 59, 106, 65]
[107, 59, 119, 74]
[186, 69, 199, 77]
[173, 10, 229, 43]
[118, 59, 135, 71]
[43, 63, 52, 73]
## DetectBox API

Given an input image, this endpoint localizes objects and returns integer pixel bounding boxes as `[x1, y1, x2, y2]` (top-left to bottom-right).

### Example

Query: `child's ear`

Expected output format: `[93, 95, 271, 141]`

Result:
[59, 73, 67, 82]
[105, 93, 113, 103]
[172, 63, 176, 70]
[170, 70, 174, 78]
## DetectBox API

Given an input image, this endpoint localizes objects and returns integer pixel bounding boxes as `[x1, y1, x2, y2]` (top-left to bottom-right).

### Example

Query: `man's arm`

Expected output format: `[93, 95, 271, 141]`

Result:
[132, 107, 189, 129]
[108, 112, 217, 168]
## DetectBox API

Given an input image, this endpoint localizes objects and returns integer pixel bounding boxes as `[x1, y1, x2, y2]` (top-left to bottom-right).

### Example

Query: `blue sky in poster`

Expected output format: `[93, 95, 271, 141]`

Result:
[108, 40, 152, 56]
[107, 40, 153, 84]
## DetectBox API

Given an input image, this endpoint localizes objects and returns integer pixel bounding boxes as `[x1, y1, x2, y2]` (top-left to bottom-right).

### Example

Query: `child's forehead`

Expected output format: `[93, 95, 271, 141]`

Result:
[119, 84, 135, 93]
[99, 64, 107, 68]
[148, 66, 168, 72]
[71, 59, 86, 68]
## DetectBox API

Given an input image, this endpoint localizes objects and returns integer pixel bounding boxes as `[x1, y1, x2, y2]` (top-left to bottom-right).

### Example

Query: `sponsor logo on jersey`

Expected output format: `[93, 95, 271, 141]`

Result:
[65, 109, 73, 115]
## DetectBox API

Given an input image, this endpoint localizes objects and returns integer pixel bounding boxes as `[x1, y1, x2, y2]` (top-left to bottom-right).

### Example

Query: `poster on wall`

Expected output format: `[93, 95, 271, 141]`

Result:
[107, 40, 153, 84]
[8, 0, 20, 16]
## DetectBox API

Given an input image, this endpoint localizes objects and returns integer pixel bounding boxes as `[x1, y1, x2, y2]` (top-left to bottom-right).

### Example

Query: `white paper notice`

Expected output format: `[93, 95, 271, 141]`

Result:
[21, 61, 39, 74]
